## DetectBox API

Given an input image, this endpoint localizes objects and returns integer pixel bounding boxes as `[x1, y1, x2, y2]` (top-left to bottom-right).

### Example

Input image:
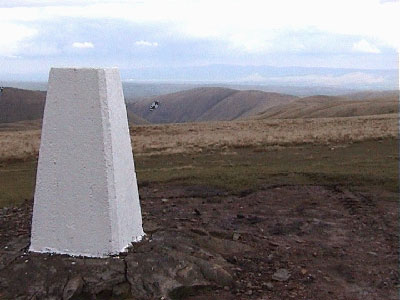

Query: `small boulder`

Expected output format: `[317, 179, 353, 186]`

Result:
[272, 269, 291, 282]
[63, 275, 83, 300]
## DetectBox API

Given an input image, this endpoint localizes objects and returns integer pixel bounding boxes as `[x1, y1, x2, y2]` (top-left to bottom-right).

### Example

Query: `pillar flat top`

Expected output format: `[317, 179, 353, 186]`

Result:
[50, 67, 119, 71]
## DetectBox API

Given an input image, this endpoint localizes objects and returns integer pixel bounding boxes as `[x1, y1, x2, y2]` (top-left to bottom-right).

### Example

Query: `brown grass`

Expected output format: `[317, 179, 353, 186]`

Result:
[130, 114, 398, 155]
[254, 96, 398, 119]
[0, 130, 41, 161]
[0, 114, 397, 161]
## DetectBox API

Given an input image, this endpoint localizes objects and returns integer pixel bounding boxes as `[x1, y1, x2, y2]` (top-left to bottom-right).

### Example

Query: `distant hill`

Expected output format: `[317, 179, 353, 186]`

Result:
[0, 87, 46, 123]
[342, 90, 399, 101]
[127, 87, 298, 123]
[0, 87, 147, 125]
[1, 86, 397, 126]
[253, 93, 398, 119]
[127, 111, 150, 125]
[197, 90, 298, 121]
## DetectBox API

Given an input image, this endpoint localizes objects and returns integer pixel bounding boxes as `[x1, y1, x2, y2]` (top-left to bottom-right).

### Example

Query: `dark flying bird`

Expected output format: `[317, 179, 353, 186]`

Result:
[149, 101, 159, 111]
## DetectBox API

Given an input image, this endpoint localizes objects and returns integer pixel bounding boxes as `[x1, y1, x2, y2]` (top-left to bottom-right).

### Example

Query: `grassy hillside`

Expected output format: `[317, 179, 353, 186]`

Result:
[1, 113, 396, 162]
[2, 86, 397, 125]
[127, 111, 150, 125]
[128, 87, 297, 123]
[0, 88, 46, 123]
[343, 90, 398, 101]
[0, 87, 147, 125]
[128, 88, 398, 123]
[197, 90, 297, 121]
[254, 94, 398, 119]
[128, 87, 238, 123]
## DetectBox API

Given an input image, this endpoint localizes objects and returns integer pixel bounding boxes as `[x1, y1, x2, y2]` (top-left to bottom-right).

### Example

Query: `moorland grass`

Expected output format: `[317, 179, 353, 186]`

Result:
[0, 114, 397, 162]
[0, 138, 397, 208]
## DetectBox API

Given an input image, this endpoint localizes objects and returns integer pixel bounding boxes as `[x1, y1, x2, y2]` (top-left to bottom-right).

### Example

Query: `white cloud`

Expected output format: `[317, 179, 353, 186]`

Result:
[0, 23, 37, 56]
[352, 39, 381, 53]
[0, 0, 135, 7]
[135, 40, 158, 47]
[72, 42, 94, 48]
[0, 0, 398, 54]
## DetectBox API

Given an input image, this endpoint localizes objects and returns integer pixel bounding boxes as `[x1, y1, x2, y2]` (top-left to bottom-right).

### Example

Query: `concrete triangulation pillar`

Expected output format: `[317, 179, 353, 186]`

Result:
[30, 68, 144, 257]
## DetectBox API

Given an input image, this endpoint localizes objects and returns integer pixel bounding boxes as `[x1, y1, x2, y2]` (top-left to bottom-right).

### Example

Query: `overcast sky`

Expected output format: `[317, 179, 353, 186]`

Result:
[0, 0, 398, 82]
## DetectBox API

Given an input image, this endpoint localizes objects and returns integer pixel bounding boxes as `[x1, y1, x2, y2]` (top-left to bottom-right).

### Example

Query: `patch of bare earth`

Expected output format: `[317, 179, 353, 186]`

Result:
[0, 183, 397, 299]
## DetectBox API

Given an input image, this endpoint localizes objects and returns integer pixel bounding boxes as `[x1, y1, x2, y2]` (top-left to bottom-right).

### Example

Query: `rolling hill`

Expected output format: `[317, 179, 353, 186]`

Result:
[253, 93, 398, 119]
[0, 87, 147, 125]
[0, 87, 46, 123]
[127, 111, 150, 125]
[1, 86, 397, 126]
[127, 87, 298, 123]
[342, 90, 398, 101]
[197, 90, 298, 121]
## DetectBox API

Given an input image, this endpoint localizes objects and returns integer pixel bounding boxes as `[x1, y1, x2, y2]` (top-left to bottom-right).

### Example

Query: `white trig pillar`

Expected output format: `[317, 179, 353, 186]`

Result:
[30, 67, 144, 257]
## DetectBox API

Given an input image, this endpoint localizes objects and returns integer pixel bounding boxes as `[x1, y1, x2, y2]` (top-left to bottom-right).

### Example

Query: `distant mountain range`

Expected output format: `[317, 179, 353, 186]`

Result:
[0, 81, 362, 100]
[2, 64, 397, 99]
[120, 64, 398, 91]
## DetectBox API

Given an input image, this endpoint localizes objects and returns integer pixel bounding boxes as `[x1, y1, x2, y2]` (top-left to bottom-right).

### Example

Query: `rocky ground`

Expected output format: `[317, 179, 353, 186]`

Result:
[0, 183, 398, 299]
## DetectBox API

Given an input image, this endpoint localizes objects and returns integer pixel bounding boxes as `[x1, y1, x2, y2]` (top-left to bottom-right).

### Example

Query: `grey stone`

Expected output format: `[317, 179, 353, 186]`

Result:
[63, 275, 83, 300]
[272, 268, 291, 282]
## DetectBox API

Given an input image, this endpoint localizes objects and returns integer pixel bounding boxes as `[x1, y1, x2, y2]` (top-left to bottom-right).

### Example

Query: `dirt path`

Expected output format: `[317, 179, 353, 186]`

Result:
[0, 184, 397, 299]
